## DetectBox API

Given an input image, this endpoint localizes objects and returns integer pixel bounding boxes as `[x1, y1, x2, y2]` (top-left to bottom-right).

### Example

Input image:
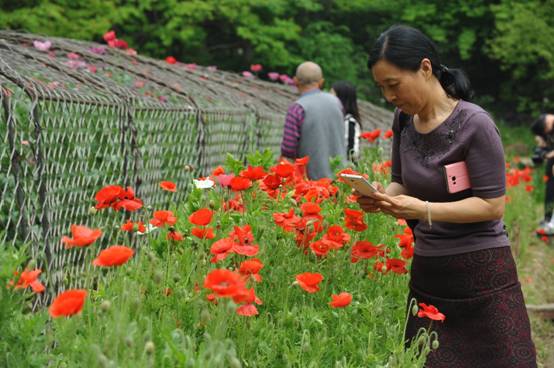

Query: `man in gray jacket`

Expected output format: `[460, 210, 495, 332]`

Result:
[280, 61, 346, 180]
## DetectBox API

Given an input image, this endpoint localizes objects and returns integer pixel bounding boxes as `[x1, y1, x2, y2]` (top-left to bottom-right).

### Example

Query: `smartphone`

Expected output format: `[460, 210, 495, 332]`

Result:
[339, 173, 378, 196]
[444, 161, 472, 193]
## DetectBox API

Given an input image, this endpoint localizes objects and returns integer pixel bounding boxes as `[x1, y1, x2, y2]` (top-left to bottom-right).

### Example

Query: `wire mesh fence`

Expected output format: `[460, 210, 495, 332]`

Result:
[0, 30, 393, 301]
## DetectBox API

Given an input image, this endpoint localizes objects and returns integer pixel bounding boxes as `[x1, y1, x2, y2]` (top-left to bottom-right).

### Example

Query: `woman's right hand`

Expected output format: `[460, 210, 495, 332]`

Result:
[354, 182, 385, 213]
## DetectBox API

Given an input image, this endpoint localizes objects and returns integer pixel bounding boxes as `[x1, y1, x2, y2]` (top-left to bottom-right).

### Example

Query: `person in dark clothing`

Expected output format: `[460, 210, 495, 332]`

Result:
[357, 24, 536, 367]
[331, 81, 361, 162]
[531, 113, 554, 233]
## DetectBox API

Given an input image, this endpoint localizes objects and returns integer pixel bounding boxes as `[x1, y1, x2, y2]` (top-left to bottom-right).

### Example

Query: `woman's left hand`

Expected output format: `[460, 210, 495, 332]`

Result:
[370, 192, 426, 220]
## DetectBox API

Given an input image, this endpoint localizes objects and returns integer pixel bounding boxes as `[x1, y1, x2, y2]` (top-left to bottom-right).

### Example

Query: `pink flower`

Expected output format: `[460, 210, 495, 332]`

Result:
[89, 46, 106, 55]
[33, 40, 52, 52]
[268, 72, 279, 81]
[242, 71, 254, 78]
[67, 52, 81, 60]
[250, 64, 263, 72]
[126, 48, 137, 56]
[185, 63, 197, 71]
[216, 174, 235, 188]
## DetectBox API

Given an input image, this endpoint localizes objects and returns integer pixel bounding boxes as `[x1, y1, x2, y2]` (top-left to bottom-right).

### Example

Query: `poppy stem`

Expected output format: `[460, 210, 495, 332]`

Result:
[160, 240, 173, 322]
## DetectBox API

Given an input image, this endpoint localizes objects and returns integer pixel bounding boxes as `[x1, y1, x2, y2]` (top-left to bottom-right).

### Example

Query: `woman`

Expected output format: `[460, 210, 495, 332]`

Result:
[358, 25, 536, 367]
[331, 81, 361, 162]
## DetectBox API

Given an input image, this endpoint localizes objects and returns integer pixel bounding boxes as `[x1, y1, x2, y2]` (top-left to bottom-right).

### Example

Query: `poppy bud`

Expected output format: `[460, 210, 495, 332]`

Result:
[411, 304, 419, 317]
[144, 341, 155, 355]
[200, 309, 211, 325]
[208, 200, 216, 209]
[154, 270, 164, 283]
[184, 164, 194, 172]
[97, 353, 109, 368]
[432, 339, 440, 350]
[229, 357, 242, 368]
[89, 206, 98, 215]
[100, 300, 111, 312]
[173, 274, 181, 283]
[301, 338, 310, 352]
[125, 335, 133, 347]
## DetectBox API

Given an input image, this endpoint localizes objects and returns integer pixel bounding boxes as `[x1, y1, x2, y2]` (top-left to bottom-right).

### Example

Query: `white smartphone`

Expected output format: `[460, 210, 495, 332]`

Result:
[339, 173, 378, 196]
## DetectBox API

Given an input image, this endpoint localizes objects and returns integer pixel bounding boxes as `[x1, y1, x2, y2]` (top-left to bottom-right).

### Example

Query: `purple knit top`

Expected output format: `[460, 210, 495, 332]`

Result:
[391, 100, 510, 256]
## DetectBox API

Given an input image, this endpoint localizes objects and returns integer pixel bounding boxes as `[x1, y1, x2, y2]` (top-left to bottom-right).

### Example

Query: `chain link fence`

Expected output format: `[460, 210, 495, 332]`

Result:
[0, 31, 393, 301]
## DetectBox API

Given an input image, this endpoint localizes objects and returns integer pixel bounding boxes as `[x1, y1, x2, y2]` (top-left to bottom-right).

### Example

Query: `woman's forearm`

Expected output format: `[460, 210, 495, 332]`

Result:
[427, 196, 505, 223]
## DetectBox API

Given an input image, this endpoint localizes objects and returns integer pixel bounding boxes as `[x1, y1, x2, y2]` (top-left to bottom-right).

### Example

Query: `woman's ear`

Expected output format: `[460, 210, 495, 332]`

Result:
[419, 58, 433, 79]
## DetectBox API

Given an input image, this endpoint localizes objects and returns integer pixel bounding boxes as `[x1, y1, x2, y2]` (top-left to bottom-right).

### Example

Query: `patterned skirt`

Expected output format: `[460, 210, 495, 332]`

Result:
[404, 246, 537, 368]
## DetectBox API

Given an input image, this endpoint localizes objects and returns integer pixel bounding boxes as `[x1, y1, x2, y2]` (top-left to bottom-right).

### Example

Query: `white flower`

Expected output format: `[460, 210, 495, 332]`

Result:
[137, 223, 158, 236]
[193, 178, 214, 189]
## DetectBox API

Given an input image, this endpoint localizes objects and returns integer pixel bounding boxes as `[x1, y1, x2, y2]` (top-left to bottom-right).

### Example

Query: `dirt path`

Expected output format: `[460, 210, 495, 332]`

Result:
[518, 238, 554, 368]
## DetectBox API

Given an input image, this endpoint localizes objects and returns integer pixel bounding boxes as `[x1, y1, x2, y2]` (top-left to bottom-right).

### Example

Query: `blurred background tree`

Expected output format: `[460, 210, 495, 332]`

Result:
[1, 0, 553, 123]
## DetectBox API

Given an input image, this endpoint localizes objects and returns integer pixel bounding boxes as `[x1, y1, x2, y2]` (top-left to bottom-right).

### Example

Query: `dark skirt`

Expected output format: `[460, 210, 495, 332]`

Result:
[404, 246, 537, 368]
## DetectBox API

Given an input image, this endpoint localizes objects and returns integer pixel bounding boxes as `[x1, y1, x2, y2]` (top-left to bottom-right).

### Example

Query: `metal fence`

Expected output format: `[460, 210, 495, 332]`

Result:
[0, 30, 393, 300]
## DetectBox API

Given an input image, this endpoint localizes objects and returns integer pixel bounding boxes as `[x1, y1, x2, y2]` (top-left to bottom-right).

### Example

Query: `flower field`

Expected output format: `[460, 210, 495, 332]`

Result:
[0, 142, 549, 367]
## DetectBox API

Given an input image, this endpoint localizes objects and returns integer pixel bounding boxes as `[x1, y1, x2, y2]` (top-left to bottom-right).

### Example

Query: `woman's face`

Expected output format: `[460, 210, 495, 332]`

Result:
[371, 59, 429, 115]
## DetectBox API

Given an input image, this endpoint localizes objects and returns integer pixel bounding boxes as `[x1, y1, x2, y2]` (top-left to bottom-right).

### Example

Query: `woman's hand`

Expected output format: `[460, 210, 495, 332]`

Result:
[365, 192, 426, 220]
[355, 182, 385, 213]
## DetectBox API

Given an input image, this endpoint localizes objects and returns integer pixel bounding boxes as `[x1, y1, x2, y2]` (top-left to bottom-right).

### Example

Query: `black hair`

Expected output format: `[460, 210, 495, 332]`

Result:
[367, 25, 473, 101]
[331, 80, 361, 123]
[531, 114, 547, 137]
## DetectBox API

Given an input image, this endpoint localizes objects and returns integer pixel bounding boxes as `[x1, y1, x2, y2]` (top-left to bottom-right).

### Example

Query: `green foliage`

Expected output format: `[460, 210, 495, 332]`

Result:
[3, 0, 554, 119]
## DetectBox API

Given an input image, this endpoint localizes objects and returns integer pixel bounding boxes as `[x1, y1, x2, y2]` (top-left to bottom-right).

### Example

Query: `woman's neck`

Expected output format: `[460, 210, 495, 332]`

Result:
[414, 86, 458, 133]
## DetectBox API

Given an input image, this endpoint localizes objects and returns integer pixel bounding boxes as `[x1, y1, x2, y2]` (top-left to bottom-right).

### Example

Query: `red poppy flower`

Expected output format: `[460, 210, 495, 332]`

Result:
[309, 239, 334, 257]
[150, 210, 177, 227]
[360, 129, 381, 143]
[230, 176, 252, 191]
[401, 245, 414, 260]
[262, 174, 281, 190]
[236, 304, 259, 316]
[229, 225, 254, 244]
[273, 208, 302, 232]
[62, 225, 102, 248]
[93, 245, 134, 267]
[108, 39, 128, 49]
[211, 166, 225, 176]
[165, 56, 177, 64]
[323, 225, 350, 247]
[121, 220, 146, 233]
[191, 227, 215, 240]
[189, 208, 213, 226]
[301, 202, 321, 216]
[210, 238, 234, 263]
[329, 292, 352, 308]
[525, 185, 534, 192]
[167, 230, 184, 241]
[386, 258, 408, 274]
[344, 208, 368, 232]
[383, 129, 394, 139]
[160, 181, 177, 192]
[49, 289, 87, 318]
[95, 185, 123, 208]
[239, 258, 264, 282]
[95, 185, 143, 212]
[295, 156, 310, 166]
[13, 269, 45, 293]
[295, 272, 323, 293]
[203, 269, 245, 298]
[374, 261, 385, 273]
[272, 161, 295, 178]
[222, 194, 245, 213]
[417, 303, 446, 322]
[250, 64, 263, 72]
[351, 241, 385, 263]
[240, 166, 267, 180]
[103, 30, 116, 42]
